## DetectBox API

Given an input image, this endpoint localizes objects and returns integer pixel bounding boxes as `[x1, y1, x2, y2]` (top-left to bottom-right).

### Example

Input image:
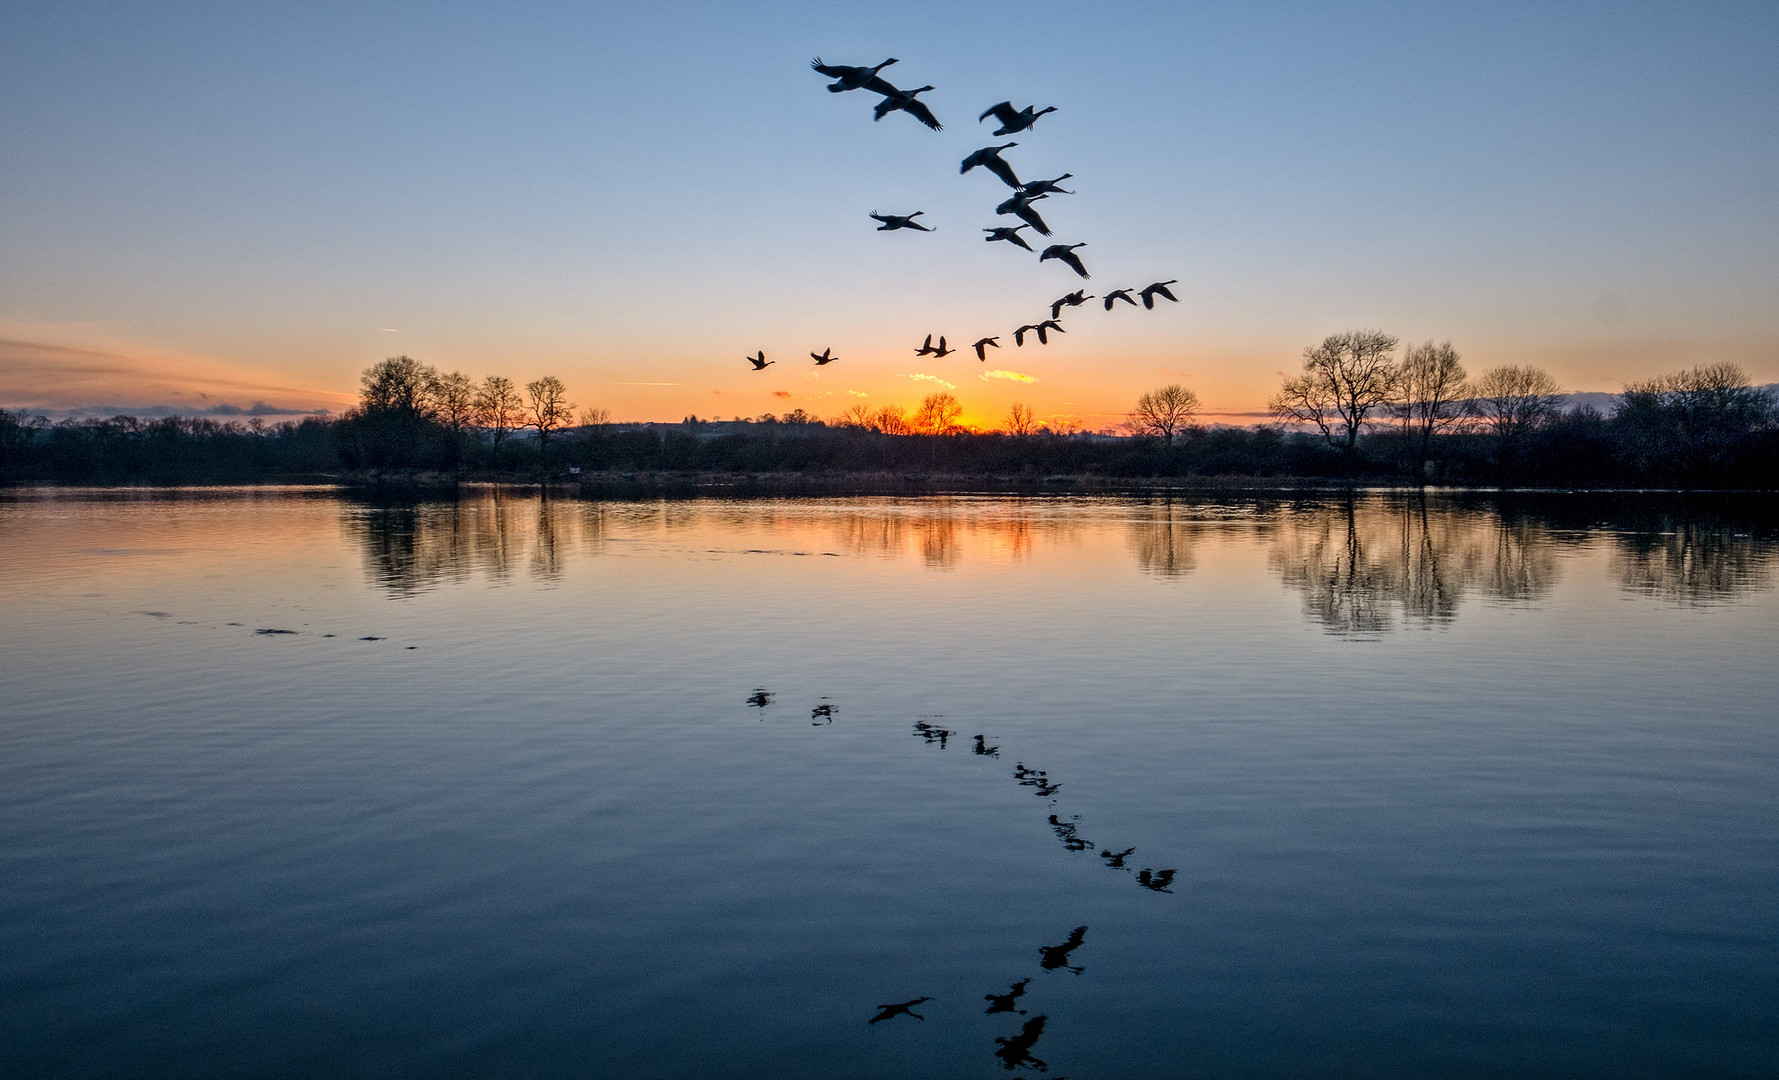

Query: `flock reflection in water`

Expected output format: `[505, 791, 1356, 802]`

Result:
[347, 489, 1777, 633]
[755, 687, 1142, 1074]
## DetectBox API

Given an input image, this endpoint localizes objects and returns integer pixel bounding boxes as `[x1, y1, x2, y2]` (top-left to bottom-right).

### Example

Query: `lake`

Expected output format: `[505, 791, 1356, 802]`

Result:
[2, 487, 1776, 1078]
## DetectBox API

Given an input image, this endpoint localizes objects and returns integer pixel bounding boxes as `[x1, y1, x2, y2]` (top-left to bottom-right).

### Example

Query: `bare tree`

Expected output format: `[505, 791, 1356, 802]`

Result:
[476, 375, 526, 454]
[1004, 402, 1037, 436]
[1270, 330, 1401, 457]
[577, 406, 610, 428]
[1472, 364, 1561, 448]
[873, 404, 914, 435]
[915, 392, 964, 435]
[359, 355, 439, 416]
[1127, 384, 1200, 444]
[835, 403, 876, 429]
[1393, 341, 1469, 475]
[526, 375, 575, 458]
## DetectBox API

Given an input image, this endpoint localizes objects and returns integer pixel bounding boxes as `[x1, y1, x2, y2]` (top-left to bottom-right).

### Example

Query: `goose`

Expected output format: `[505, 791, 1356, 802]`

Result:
[1013, 323, 1040, 347]
[1039, 242, 1089, 278]
[1140, 279, 1179, 308]
[868, 997, 932, 1024]
[914, 334, 938, 356]
[1100, 846, 1136, 868]
[870, 210, 931, 232]
[746, 351, 773, 370]
[930, 336, 956, 358]
[983, 225, 1034, 251]
[810, 57, 900, 95]
[980, 101, 1057, 136]
[1137, 868, 1177, 893]
[960, 142, 1021, 188]
[1035, 319, 1065, 344]
[971, 336, 1000, 361]
[1102, 288, 1137, 310]
[994, 191, 1051, 236]
[1050, 289, 1094, 320]
[1019, 173, 1074, 198]
[873, 85, 942, 130]
[811, 348, 838, 365]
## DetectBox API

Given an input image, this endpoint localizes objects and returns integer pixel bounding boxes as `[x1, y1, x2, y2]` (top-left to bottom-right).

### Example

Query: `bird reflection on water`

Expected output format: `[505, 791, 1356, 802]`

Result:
[984, 978, 1030, 1015]
[994, 1014, 1052, 1072]
[867, 996, 931, 1024]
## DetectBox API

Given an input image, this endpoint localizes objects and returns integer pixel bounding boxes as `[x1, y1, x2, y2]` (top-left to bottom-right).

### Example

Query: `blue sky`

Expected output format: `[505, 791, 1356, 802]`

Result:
[2, 1, 1775, 426]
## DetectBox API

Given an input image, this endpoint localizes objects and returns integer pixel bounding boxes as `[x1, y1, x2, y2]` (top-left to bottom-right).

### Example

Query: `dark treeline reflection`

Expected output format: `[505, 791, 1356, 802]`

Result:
[344, 489, 1778, 618]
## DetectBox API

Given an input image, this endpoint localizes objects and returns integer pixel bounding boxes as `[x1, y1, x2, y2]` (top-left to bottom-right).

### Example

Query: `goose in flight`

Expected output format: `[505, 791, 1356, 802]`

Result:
[810, 57, 901, 95]
[868, 997, 932, 1024]
[870, 210, 931, 232]
[1140, 280, 1180, 308]
[746, 351, 773, 370]
[995, 191, 1051, 236]
[1035, 319, 1065, 343]
[873, 85, 942, 130]
[1102, 288, 1138, 310]
[1019, 173, 1074, 198]
[914, 334, 938, 356]
[960, 143, 1021, 188]
[1050, 290, 1094, 320]
[983, 224, 1034, 251]
[811, 348, 838, 366]
[972, 336, 1000, 361]
[1039, 242, 1089, 278]
[930, 336, 956, 358]
[980, 101, 1057, 136]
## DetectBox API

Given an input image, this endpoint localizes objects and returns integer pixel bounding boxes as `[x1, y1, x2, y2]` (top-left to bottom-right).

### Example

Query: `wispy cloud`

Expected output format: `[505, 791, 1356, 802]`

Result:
[902, 373, 956, 389]
[847, 390, 869, 397]
[772, 390, 792, 399]
[979, 369, 1037, 384]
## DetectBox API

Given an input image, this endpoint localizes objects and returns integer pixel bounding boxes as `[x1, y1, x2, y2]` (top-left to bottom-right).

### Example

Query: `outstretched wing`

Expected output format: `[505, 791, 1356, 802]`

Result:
[984, 156, 1021, 189]
[903, 99, 942, 131]
[979, 101, 1018, 126]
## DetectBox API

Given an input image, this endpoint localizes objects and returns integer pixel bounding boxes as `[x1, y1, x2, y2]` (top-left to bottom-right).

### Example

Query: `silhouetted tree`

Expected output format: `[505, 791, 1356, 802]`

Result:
[526, 375, 574, 461]
[432, 370, 477, 469]
[1270, 330, 1400, 461]
[874, 404, 914, 435]
[346, 355, 442, 468]
[476, 375, 525, 456]
[1392, 340, 1469, 478]
[1617, 363, 1773, 478]
[916, 392, 964, 435]
[1005, 402, 1037, 436]
[1472, 364, 1562, 451]
[1128, 384, 1199, 444]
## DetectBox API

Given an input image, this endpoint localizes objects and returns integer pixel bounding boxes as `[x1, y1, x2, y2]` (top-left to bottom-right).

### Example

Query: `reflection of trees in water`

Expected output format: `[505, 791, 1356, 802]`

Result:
[1268, 496, 1560, 636]
[1613, 521, 1774, 605]
[1126, 500, 1202, 578]
[350, 489, 604, 594]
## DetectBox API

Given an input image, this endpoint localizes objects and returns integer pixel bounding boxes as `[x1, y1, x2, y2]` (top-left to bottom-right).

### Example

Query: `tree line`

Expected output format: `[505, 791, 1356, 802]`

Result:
[3, 346, 1775, 487]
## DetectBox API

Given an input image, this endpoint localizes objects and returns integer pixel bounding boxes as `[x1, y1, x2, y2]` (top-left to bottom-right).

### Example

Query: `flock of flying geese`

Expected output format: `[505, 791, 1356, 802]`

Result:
[743, 56, 1179, 374]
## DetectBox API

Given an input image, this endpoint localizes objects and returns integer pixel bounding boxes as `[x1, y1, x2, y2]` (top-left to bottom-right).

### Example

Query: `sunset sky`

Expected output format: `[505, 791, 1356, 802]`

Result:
[3, 1, 1775, 430]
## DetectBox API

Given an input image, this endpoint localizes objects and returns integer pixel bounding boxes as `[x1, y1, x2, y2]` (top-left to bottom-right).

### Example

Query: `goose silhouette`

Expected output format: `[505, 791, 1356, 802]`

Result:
[1040, 243, 1089, 279]
[972, 336, 1000, 361]
[1140, 280, 1179, 308]
[746, 351, 773, 370]
[983, 225, 1035, 252]
[873, 85, 942, 130]
[960, 143, 1022, 188]
[811, 57, 900, 95]
[870, 210, 931, 232]
[980, 101, 1057, 136]
[811, 348, 838, 366]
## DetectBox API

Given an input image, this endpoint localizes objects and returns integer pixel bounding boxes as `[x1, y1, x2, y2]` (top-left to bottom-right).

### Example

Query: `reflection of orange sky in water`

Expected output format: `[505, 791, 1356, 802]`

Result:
[5, 492, 1770, 628]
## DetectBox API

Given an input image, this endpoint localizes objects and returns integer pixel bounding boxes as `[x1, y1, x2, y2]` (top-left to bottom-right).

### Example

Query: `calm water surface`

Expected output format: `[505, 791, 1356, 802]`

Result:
[2, 488, 1776, 1078]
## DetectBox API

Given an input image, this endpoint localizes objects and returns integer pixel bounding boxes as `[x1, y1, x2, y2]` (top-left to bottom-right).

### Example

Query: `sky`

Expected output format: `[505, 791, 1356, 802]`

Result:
[2, 1, 1776, 430]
